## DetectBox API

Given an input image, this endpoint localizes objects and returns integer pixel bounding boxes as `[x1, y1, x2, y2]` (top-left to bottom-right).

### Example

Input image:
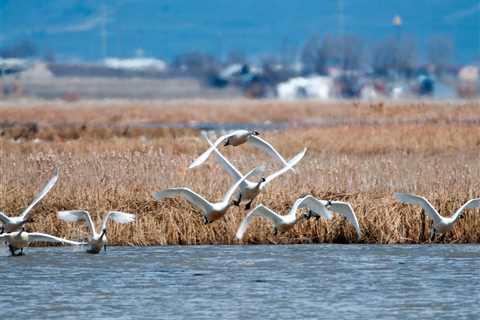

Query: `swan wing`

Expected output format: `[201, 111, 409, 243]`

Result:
[296, 196, 333, 220]
[235, 205, 284, 240]
[153, 188, 213, 214]
[223, 166, 264, 204]
[264, 148, 307, 185]
[101, 211, 135, 231]
[20, 169, 59, 220]
[394, 192, 443, 224]
[247, 135, 289, 167]
[28, 232, 84, 245]
[328, 201, 362, 239]
[204, 133, 243, 181]
[57, 210, 96, 236]
[452, 198, 480, 221]
[0, 211, 12, 224]
[189, 132, 235, 169]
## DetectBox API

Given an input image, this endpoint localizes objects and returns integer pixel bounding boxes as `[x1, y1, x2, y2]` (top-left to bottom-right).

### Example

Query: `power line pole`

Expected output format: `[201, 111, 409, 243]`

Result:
[100, 6, 108, 59]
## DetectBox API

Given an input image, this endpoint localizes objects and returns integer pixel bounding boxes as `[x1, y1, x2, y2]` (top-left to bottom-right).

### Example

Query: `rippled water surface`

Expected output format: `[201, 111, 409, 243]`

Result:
[1, 245, 479, 320]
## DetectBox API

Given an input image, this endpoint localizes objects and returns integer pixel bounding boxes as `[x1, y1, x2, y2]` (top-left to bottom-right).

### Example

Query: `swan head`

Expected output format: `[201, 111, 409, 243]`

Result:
[251, 130, 260, 136]
[303, 210, 313, 220]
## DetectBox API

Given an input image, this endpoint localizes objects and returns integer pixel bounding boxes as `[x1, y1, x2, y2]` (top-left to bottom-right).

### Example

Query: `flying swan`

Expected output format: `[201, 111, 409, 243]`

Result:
[0, 228, 83, 256]
[394, 192, 480, 239]
[0, 169, 59, 234]
[57, 210, 135, 254]
[153, 166, 263, 224]
[303, 199, 362, 240]
[205, 135, 307, 209]
[189, 129, 295, 169]
[235, 195, 333, 239]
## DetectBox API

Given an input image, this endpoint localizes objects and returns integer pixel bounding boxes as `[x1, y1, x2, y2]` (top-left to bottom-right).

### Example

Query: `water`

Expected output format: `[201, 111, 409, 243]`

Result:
[1, 245, 479, 320]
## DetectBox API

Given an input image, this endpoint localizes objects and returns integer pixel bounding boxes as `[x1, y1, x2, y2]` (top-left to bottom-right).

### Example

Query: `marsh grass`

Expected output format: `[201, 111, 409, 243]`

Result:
[1, 100, 480, 245]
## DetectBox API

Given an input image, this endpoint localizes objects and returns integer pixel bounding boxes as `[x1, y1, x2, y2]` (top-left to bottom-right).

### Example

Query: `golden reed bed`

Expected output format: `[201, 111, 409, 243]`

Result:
[1, 100, 479, 245]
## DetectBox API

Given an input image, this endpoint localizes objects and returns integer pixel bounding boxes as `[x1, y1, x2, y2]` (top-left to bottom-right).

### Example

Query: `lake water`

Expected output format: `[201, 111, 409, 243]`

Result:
[1, 245, 479, 320]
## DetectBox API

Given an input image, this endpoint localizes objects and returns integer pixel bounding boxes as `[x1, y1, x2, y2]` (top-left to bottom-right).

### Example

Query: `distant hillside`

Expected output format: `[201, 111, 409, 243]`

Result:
[0, 0, 478, 62]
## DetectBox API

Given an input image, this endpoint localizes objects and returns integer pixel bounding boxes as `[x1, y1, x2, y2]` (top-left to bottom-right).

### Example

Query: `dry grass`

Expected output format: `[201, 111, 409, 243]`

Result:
[1, 100, 480, 245]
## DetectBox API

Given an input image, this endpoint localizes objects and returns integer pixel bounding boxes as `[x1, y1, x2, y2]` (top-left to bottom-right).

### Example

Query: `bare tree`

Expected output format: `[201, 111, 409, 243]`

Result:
[301, 34, 364, 75]
[427, 36, 454, 75]
[371, 36, 417, 77]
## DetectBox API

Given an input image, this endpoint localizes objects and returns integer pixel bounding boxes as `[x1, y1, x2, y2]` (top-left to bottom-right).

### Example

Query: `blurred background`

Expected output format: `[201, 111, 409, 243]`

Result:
[0, 0, 479, 100]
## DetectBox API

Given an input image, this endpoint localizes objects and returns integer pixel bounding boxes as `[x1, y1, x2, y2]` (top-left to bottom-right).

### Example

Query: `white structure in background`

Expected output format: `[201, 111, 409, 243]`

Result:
[277, 76, 333, 100]
[103, 57, 167, 72]
[19, 62, 53, 81]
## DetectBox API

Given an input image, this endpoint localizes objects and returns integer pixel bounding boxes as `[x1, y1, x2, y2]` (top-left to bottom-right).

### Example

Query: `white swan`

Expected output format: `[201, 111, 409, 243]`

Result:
[190, 129, 293, 169]
[205, 135, 307, 209]
[0, 169, 59, 233]
[0, 228, 83, 256]
[57, 210, 135, 254]
[303, 199, 362, 240]
[235, 195, 333, 240]
[394, 192, 480, 239]
[153, 166, 263, 224]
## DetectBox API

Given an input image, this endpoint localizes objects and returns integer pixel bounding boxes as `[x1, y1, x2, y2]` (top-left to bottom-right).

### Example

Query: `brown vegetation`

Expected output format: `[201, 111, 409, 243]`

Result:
[0, 100, 480, 245]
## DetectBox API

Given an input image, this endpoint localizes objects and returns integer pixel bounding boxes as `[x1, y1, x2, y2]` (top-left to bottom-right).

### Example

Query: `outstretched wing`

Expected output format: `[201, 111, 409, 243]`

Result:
[452, 198, 480, 221]
[204, 133, 243, 181]
[153, 188, 212, 214]
[20, 169, 59, 220]
[394, 192, 443, 225]
[295, 196, 333, 220]
[235, 205, 284, 240]
[57, 210, 96, 236]
[223, 166, 264, 204]
[28, 232, 84, 245]
[247, 135, 290, 167]
[328, 201, 362, 240]
[264, 148, 307, 185]
[189, 132, 235, 169]
[0, 211, 12, 225]
[101, 211, 135, 231]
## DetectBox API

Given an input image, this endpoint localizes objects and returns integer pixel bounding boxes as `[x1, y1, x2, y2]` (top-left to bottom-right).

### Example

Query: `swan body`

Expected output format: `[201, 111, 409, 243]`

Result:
[57, 210, 135, 254]
[0, 170, 58, 233]
[235, 195, 333, 239]
[0, 229, 83, 256]
[394, 192, 480, 237]
[206, 135, 307, 209]
[190, 130, 293, 169]
[303, 199, 362, 240]
[153, 166, 263, 224]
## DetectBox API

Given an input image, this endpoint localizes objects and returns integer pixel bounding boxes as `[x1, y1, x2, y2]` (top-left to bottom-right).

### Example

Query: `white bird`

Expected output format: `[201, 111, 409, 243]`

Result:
[57, 210, 135, 254]
[0, 169, 59, 234]
[0, 228, 83, 256]
[394, 192, 480, 239]
[189, 129, 294, 169]
[303, 199, 362, 240]
[235, 195, 333, 240]
[205, 135, 307, 209]
[153, 166, 263, 224]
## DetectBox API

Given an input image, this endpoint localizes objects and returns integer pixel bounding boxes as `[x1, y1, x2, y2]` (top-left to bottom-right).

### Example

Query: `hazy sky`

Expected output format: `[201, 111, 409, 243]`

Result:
[0, 0, 479, 62]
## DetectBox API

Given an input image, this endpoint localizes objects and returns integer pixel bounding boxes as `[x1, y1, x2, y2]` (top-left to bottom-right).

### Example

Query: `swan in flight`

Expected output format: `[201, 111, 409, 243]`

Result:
[57, 210, 135, 254]
[394, 192, 480, 240]
[0, 169, 59, 234]
[189, 129, 293, 169]
[0, 228, 83, 256]
[205, 135, 306, 209]
[303, 199, 362, 240]
[153, 166, 263, 224]
[235, 195, 333, 240]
